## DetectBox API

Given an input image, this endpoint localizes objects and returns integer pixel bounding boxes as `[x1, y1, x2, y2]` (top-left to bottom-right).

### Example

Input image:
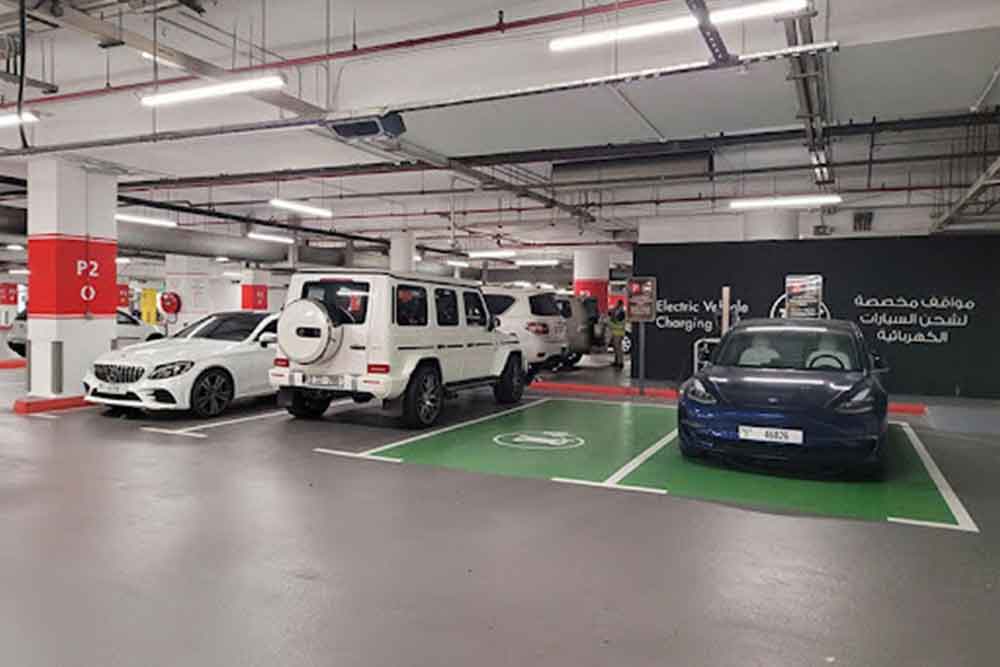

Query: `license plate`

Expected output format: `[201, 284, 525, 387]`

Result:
[738, 425, 804, 445]
[305, 374, 348, 389]
[97, 382, 127, 396]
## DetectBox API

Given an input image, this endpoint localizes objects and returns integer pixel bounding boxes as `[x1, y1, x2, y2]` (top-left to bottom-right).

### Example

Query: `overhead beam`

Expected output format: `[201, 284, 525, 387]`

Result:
[685, 0, 736, 64]
[931, 154, 1000, 232]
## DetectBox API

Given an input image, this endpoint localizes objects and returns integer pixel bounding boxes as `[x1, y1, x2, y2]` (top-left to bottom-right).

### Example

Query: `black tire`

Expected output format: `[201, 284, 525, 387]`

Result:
[286, 389, 333, 419]
[854, 457, 886, 482]
[494, 355, 526, 404]
[189, 368, 235, 418]
[403, 364, 444, 429]
[560, 352, 583, 369]
[678, 435, 704, 459]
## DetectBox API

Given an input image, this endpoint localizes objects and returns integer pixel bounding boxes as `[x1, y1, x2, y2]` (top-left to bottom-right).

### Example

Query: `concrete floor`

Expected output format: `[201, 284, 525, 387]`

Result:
[1, 367, 999, 667]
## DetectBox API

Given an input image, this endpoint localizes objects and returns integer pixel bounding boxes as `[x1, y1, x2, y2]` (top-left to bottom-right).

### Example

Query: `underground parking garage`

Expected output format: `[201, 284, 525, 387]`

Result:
[1, 1, 1000, 665]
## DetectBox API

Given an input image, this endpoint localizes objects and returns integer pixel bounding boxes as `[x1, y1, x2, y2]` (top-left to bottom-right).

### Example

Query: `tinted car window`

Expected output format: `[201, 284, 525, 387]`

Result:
[484, 294, 515, 316]
[435, 289, 459, 327]
[529, 293, 561, 317]
[204, 313, 268, 341]
[463, 292, 488, 327]
[397, 285, 428, 326]
[303, 280, 369, 325]
[716, 327, 861, 372]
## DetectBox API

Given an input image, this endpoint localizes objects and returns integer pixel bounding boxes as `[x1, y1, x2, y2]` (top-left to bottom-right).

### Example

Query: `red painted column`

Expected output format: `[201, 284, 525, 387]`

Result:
[240, 269, 270, 311]
[573, 249, 611, 313]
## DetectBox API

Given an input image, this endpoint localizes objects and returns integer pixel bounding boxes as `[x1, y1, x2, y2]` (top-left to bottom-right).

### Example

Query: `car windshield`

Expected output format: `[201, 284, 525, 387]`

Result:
[716, 326, 862, 372]
[302, 280, 369, 325]
[172, 313, 268, 341]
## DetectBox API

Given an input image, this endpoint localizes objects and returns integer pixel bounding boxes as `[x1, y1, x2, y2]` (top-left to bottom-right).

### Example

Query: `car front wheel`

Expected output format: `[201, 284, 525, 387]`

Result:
[403, 365, 444, 429]
[190, 369, 234, 418]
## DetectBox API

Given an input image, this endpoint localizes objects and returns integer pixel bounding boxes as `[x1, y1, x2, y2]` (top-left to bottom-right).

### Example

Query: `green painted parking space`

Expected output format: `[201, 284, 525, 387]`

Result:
[332, 398, 974, 532]
[373, 399, 676, 482]
[621, 424, 965, 528]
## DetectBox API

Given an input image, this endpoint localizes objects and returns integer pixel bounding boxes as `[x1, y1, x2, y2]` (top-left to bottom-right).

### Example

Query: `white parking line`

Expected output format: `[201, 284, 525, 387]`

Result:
[891, 420, 980, 533]
[314, 448, 402, 463]
[602, 428, 679, 485]
[551, 477, 668, 495]
[141, 399, 353, 439]
[356, 398, 551, 457]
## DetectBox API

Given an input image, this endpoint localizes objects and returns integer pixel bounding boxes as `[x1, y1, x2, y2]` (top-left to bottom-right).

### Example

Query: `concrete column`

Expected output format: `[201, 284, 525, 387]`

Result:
[743, 210, 799, 240]
[26, 158, 118, 398]
[389, 230, 415, 272]
[164, 255, 215, 330]
[240, 268, 271, 312]
[573, 248, 611, 313]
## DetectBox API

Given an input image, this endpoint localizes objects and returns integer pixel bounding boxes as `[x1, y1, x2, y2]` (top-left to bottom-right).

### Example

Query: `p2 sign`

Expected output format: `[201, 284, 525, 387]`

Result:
[27, 236, 118, 318]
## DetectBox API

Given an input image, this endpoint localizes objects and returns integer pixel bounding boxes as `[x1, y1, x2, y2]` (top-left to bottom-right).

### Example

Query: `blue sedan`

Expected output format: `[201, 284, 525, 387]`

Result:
[678, 318, 889, 478]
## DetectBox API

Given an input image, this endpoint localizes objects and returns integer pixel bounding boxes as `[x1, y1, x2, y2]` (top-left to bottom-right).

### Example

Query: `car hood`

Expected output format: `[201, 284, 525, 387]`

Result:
[701, 366, 865, 411]
[94, 338, 239, 367]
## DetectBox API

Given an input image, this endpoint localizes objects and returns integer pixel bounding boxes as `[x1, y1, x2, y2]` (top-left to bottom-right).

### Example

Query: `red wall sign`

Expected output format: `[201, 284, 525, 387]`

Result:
[118, 284, 130, 308]
[241, 284, 269, 311]
[0, 283, 17, 306]
[27, 235, 118, 318]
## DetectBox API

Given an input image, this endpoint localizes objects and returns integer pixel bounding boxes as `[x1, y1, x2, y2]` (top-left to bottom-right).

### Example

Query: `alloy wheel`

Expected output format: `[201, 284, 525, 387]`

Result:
[418, 373, 442, 424]
[193, 372, 233, 417]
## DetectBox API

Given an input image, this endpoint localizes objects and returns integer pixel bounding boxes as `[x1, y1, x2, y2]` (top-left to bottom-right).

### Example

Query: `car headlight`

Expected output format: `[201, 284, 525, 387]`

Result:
[836, 386, 874, 414]
[683, 378, 717, 405]
[149, 361, 195, 380]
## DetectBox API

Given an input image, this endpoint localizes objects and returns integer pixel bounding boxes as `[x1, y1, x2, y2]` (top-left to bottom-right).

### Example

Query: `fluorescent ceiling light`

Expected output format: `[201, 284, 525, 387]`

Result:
[247, 231, 295, 245]
[215, 256, 230, 263]
[413, 254, 423, 262]
[0, 111, 39, 128]
[141, 51, 184, 70]
[549, 0, 807, 52]
[515, 259, 560, 267]
[115, 212, 178, 228]
[222, 271, 243, 279]
[468, 249, 517, 259]
[140, 75, 285, 107]
[446, 260, 470, 268]
[729, 194, 843, 210]
[115, 257, 131, 265]
[9, 268, 29, 275]
[512, 281, 533, 288]
[538, 283, 556, 290]
[269, 198, 333, 219]
[5, 243, 24, 251]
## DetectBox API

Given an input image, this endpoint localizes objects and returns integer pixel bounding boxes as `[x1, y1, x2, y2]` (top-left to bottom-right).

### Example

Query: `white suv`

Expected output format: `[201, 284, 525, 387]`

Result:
[482, 286, 568, 373]
[269, 269, 528, 428]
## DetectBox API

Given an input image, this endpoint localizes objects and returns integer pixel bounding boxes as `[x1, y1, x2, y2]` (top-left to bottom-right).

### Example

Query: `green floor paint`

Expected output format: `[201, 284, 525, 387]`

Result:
[376, 399, 676, 482]
[367, 399, 960, 528]
[621, 425, 958, 525]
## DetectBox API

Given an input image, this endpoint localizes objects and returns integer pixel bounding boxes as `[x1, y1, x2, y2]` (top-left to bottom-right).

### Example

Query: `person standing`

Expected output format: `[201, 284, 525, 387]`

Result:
[609, 299, 628, 369]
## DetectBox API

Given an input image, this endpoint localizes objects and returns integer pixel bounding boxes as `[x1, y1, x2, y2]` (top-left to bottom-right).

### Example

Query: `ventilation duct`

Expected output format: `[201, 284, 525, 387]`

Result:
[551, 151, 714, 184]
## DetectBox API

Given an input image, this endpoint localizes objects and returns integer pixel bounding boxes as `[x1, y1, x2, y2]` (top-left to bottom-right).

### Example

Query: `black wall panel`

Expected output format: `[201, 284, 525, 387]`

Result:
[633, 236, 1000, 398]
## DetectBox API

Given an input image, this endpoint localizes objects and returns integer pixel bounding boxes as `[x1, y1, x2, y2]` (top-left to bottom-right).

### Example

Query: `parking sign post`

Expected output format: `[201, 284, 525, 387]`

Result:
[627, 277, 657, 396]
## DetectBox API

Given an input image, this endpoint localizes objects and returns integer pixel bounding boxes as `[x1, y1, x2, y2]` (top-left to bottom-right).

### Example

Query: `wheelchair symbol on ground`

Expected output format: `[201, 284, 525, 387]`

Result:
[493, 431, 585, 450]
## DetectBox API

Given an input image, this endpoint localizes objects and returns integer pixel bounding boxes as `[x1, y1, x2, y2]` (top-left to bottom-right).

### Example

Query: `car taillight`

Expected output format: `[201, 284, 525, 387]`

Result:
[526, 322, 550, 335]
[274, 358, 290, 368]
[367, 363, 391, 374]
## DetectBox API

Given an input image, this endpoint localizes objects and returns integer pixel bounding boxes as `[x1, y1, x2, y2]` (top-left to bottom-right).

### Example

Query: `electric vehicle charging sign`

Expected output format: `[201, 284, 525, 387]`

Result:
[627, 277, 657, 322]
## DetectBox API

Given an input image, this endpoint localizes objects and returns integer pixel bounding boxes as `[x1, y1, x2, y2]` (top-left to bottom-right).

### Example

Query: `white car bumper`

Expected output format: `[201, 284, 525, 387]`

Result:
[270, 367, 406, 400]
[82, 371, 194, 411]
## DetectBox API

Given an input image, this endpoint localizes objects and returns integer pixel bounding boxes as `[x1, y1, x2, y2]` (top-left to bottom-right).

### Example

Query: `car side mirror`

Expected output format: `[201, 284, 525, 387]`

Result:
[872, 352, 890, 374]
[488, 316, 500, 331]
[259, 332, 278, 348]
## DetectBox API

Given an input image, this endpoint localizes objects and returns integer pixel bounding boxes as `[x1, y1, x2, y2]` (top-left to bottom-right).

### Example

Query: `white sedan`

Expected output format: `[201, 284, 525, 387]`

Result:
[83, 311, 279, 418]
[7, 309, 163, 357]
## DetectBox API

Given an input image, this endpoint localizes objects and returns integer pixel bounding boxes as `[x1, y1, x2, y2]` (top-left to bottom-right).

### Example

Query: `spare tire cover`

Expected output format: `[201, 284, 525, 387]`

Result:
[278, 299, 344, 364]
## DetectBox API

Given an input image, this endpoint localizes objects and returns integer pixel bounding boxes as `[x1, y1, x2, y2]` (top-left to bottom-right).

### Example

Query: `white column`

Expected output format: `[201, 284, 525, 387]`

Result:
[389, 230, 415, 272]
[26, 158, 117, 398]
[165, 255, 215, 330]
[573, 248, 611, 313]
